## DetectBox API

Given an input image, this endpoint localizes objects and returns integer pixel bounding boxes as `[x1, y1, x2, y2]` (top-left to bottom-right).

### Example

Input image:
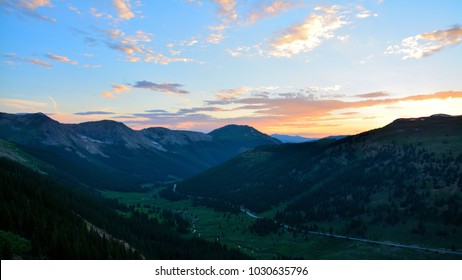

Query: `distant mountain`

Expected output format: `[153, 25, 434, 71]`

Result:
[0, 113, 281, 191]
[209, 124, 281, 156]
[271, 134, 317, 143]
[210, 124, 279, 142]
[271, 134, 348, 143]
[323, 135, 348, 140]
[177, 115, 462, 250]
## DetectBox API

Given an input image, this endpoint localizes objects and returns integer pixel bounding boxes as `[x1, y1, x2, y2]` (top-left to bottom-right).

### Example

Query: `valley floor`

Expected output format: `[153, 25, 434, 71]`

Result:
[104, 188, 462, 260]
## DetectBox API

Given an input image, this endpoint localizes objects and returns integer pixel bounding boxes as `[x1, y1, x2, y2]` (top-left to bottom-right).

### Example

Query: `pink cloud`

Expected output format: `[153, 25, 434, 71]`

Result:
[112, 0, 135, 20]
[386, 26, 462, 59]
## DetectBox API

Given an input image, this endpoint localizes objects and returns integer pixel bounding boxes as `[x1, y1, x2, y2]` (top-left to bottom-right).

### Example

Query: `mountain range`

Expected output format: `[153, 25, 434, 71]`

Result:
[1, 112, 461, 258]
[271, 134, 317, 143]
[0, 112, 280, 191]
[271, 134, 349, 143]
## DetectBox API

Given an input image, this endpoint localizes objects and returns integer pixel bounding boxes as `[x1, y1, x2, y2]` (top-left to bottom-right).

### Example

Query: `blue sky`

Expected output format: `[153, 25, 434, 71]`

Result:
[1, 0, 461, 136]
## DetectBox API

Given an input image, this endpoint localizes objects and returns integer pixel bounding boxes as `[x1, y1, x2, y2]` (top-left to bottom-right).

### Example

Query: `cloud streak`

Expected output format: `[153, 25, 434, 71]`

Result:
[29, 58, 52, 68]
[216, 87, 251, 99]
[0, 98, 48, 111]
[355, 5, 377, 19]
[46, 53, 78, 65]
[19, 0, 52, 10]
[47, 95, 59, 113]
[228, 91, 462, 119]
[246, 0, 303, 25]
[74, 111, 116, 116]
[123, 90, 462, 134]
[2, 0, 56, 22]
[355, 92, 389, 98]
[5, 53, 52, 68]
[386, 26, 462, 59]
[132, 81, 190, 94]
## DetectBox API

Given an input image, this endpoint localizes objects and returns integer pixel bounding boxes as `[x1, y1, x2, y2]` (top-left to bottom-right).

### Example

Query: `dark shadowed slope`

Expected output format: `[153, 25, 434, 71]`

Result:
[177, 115, 462, 250]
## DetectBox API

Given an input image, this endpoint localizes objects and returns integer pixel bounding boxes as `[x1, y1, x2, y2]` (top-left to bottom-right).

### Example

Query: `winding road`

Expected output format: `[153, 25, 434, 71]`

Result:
[240, 207, 462, 256]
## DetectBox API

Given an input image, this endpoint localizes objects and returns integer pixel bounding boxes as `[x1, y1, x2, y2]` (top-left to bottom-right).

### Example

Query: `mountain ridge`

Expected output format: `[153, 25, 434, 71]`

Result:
[0, 112, 282, 191]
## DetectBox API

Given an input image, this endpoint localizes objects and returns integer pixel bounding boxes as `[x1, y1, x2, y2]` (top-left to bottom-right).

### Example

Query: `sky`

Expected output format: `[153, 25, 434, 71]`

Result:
[1, 0, 461, 137]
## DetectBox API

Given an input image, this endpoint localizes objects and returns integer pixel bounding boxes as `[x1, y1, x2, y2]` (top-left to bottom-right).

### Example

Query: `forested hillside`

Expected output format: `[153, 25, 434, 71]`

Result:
[177, 115, 462, 249]
[0, 158, 247, 259]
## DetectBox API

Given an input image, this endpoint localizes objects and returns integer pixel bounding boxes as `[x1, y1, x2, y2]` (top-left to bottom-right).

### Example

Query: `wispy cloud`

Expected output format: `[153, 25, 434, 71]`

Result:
[114, 91, 462, 133]
[112, 0, 135, 20]
[226, 91, 462, 119]
[1, 0, 56, 22]
[208, 24, 228, 31]
[177, 106, 225, 115]
[19, 0, 52, 10]
[112, 84, 131, 93]
[74, 111, 116, 116]
[144, 53, 194, 64]
[103, 28, 194, 64]
[205, 23, 230, 44]
[305, 85, 342, 93]
[67, 5, 81, 15]
[47, 95, 59, 112]
[246, 0, 303, 25]
[206, 32, 226, 44]
[226, 45, 264, 57]
[82, 64, 102, 69]
[102, 91, 116, 99]
[211, 0, 237, 21]
[145, 109, 169, 113]
[355, 5, 378, 19]
[101, 84, 131, 98]
[29, 58, 52, 68]
[269, 5, 349, 57]
[6, 53, 52, 68]
[89, 7, 112, 19]
[0, 98, 48, 111]
[46, 53, 78, 65]
[355, 92, 389, 98]
[205, 0, 238, 45]
[216, 87, 252, 99]
[105, 28, 145, 61]
[187, 0, 203, 7]
[200, 1, 301, 46]
[355, 10, 377, 19]
[132, 81, 190, 94]
[385, 25, 462, 59]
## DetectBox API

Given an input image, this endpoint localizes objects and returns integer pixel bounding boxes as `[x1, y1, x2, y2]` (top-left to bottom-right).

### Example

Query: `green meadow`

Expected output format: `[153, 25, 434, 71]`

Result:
[103, 188, 460, 260]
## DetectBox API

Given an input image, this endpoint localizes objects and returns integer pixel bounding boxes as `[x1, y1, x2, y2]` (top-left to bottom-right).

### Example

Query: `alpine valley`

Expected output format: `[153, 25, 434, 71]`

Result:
[1, 112, 461, 260]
